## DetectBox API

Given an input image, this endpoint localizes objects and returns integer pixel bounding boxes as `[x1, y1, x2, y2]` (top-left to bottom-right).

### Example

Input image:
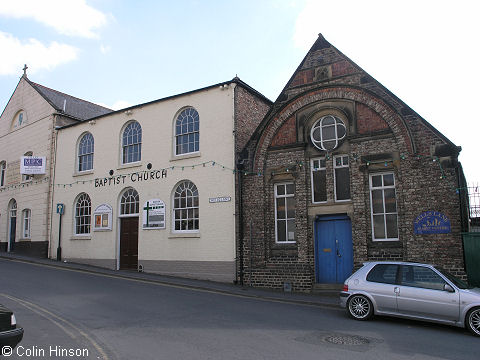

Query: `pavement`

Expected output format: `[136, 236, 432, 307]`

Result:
[0, 252, 340, 308]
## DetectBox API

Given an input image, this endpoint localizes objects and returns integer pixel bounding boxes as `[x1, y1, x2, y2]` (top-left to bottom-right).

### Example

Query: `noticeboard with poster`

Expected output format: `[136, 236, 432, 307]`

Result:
[143, 199, 166, 229]
[93, 204, 112, 231]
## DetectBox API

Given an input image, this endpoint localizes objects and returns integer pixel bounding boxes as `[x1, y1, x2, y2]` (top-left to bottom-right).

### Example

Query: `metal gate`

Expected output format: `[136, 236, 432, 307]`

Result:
[463, 232, 480, 287]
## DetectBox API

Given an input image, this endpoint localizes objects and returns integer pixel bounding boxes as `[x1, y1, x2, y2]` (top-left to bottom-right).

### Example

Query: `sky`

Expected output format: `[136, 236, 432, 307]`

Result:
[0, 0, 479, 183]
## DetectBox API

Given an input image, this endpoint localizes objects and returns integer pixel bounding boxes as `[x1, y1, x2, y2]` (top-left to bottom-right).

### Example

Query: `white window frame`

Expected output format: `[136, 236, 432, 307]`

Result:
[22, 209, 31, 239]
[119, 188, 140, 217]
[333, 154, 351, 202]
[22, 151, 34, 182]
[310, 115, 346, 151]
[77, 132, 94, 172]
[172, 180, 199, 233]
[174, 107, 200, 156]
[121, 121, 142, 165]
[74, 193, 91, 235]
[0, 161, 6, 187]
[369, 172, 399, 241]
[274, 182, 296, 244]
[310, 157, 327, 204]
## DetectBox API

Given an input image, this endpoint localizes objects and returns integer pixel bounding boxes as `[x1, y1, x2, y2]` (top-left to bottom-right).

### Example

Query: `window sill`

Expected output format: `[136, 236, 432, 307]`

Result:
[71, 236, 91, 240]
[170, 152, 201, 162]
[73, 170, 94, 177]
[19, 238, 31, 242]
[117, 162, 143, 170]
[168, 232, 201, 239]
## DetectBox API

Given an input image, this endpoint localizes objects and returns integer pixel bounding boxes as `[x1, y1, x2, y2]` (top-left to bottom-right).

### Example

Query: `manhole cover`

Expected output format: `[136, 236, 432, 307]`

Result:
[324, 335, 370, 346]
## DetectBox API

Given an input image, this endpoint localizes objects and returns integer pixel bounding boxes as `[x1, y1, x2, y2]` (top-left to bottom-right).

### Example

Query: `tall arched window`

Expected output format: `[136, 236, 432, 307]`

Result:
[0, 161, 6, 187]
[22, 209, 31, 238]
[120, 188, 139, 215]
[78, 133, 94, 172]
[175, 108, 199, 155]
[22, 151, 33, 182]
[173, 180, 199, 231]
[8, 199, 17, 252]
[122, 122, 142, 164]
[75, 193, 91, 235]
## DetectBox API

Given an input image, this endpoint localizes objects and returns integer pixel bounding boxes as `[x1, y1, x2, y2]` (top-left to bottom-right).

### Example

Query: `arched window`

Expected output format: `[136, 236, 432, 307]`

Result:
[122, 122, 142, 164]
[75, 193, 91, 235]
[22, 151, 34, 182]
[0, 161, 6, 187]
[175, 108, 199, 155]
[173, 180, 199, 231]
[22, 209, 31, 238]
[120, 188, 139, 215]
[310, 115, 346, 151]
[8, 199, 17, 251]
[78, 133, 94, 172]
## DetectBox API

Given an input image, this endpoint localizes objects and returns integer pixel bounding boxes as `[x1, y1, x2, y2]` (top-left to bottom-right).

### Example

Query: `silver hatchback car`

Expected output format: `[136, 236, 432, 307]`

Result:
[340, 261, 480, 337]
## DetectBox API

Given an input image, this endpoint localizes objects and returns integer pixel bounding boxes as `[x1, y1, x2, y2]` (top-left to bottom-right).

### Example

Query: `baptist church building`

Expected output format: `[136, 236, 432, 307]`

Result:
[50, 79, 270, 282]
[0, 71, 111, 257]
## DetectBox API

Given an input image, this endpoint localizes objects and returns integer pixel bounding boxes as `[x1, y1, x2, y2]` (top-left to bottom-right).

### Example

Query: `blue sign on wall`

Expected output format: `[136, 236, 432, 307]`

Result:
[414, 211, 451, 234]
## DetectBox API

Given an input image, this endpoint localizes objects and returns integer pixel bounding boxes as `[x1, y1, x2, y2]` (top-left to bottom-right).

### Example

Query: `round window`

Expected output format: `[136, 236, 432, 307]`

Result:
[310, 115, 346, 151]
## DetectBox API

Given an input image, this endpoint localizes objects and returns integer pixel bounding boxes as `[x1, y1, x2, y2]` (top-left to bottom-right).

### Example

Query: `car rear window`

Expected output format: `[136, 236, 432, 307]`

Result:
[366, 264, 399, 284]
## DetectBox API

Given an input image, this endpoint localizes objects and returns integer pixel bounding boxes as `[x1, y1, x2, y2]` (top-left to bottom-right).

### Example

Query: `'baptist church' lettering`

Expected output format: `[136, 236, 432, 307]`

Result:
[95, 170, 167, 188]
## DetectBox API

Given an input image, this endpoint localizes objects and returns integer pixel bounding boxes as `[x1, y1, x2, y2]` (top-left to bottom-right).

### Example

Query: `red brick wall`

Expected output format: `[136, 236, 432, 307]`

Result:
[356, 103, 389, 134]
[270, 116, 296, 147]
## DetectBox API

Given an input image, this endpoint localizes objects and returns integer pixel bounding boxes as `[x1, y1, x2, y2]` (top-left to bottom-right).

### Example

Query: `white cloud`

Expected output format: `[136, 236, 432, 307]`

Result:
[99, 100, 133, 111]
[0, 0, 107, 38]
[0, 32, 79, 76]
[100, 44, 111, 55]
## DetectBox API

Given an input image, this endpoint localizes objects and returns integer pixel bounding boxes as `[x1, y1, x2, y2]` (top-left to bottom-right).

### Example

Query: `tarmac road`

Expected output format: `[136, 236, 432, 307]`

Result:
[0, 257, 478, 360]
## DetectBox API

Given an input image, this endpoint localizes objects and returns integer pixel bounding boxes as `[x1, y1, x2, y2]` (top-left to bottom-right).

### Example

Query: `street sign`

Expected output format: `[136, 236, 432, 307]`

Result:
[56, 203, 65, 215]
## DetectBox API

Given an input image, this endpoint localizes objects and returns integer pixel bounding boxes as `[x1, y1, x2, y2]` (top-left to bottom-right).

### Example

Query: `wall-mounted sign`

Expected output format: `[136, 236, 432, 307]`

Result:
[143, 199, 165, 229]
[93, 204, 112, 231]
[414, 211, 451, 234]
[20, 156, 46, 174]
[209, 196, 231, 203]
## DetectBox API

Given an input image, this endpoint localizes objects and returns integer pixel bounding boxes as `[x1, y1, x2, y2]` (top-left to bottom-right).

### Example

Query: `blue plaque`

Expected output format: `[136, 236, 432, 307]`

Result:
[414, 211, 451, 234]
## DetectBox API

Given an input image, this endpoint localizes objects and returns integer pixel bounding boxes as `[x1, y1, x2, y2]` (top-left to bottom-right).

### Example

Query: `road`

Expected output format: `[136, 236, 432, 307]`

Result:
[0, 258, 478, 360]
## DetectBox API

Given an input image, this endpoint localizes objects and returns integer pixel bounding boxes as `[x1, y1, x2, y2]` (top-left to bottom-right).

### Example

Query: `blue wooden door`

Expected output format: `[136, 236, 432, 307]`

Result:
[315, 215, 353, 283]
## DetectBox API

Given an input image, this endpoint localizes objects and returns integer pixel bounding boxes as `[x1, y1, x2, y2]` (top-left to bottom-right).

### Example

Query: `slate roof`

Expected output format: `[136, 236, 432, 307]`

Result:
[26, 78, 112, 121]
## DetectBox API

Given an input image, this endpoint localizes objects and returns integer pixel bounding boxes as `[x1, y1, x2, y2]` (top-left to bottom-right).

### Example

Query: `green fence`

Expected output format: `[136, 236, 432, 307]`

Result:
[463, 233, 480, 287]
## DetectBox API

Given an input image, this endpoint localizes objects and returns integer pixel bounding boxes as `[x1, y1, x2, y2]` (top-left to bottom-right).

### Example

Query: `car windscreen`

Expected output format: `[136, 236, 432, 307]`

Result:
[435, 267, 472, 289]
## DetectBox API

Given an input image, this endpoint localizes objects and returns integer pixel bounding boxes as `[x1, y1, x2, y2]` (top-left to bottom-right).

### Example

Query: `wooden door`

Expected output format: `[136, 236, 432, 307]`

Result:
[120, 217, 138, 270]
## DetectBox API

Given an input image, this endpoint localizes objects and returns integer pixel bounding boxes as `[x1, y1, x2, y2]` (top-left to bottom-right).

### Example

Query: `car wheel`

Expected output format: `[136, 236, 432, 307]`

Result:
[466, 307, 480, 337]
[347, 295, 373, 321]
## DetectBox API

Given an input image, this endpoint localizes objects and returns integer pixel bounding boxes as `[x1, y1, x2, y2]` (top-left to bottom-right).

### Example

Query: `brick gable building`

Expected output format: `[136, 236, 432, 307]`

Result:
[238, 34, 468, 291]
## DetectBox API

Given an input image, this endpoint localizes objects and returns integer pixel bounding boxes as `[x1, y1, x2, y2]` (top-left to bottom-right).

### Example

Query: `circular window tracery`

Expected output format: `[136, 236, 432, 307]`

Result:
[310, 115, 346, 151]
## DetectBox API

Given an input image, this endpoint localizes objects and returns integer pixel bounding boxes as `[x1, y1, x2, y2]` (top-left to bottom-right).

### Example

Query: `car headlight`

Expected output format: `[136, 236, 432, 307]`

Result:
[11, 314, 16, 326]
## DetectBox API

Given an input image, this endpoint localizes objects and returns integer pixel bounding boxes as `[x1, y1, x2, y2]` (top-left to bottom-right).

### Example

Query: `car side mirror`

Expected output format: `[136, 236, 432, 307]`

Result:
[444, 284, 455, 293]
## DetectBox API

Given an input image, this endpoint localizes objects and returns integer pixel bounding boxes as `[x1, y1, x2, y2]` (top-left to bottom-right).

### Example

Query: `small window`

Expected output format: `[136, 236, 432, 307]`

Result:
[310, 115, 346, 151]
[120, 188, 140, 215]
[22, 151, 34, 182]
[75, 193, 91, 235]
[334, 155, 350, 201]
[0, 161, 6, 187]
[78, 133, 94, 172]
[400, 265, 447, 291]
[173, 181, 199, 231]
[22, 209, 31, 238]
[122, 122, 142, 164]
[311, 158, 326, 203]
[366, 264, 399, 284]
[275, 183, 296, 243]
[370, 173, 398, 241]
[175, 108, 199, 155]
